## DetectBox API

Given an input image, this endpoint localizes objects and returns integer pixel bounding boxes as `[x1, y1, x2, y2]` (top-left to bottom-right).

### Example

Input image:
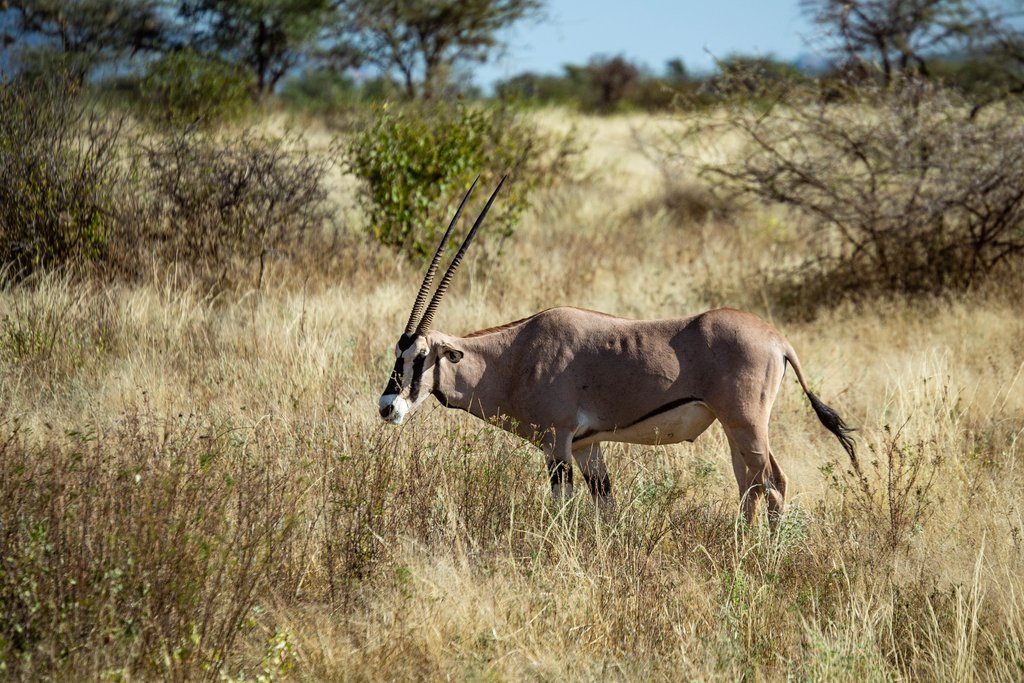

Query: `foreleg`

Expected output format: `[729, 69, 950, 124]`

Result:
[573, 442, 614, 509]
[543, 429, 574, 501]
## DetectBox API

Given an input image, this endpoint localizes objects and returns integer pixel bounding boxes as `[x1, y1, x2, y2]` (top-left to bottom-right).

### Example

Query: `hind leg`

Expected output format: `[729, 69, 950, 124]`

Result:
[768, 450, 788, 512]
[728, 446, 756, 520]
[573, 443, 614, 509]
[722, 423, 786, 527]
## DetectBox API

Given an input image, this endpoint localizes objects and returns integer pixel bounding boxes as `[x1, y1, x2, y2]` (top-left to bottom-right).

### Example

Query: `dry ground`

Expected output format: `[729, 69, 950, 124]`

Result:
[1, 110, 1023, 681]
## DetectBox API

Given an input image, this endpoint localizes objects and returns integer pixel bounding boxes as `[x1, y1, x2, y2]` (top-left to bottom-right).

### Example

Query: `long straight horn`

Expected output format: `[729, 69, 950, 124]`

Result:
[416, 175, 507, 334]
[404, 176, 480, 335]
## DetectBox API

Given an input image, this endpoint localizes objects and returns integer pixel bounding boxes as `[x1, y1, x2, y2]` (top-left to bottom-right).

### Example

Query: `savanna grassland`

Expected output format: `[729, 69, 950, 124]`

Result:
[2, 110, 1023, 681]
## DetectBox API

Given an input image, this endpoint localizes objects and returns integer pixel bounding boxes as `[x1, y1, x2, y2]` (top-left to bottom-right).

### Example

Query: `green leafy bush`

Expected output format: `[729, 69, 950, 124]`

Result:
[346, 101, 580, 259]
[140, 48, 254, 126]
[0, 74, 121, 281]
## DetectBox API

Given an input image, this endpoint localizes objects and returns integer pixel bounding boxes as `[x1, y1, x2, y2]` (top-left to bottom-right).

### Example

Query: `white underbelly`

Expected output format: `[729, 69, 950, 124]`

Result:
[576, 402, 717, 447]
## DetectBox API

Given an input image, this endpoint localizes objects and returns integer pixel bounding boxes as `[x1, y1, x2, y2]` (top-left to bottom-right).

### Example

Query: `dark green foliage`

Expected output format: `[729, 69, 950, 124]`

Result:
[179, 0, 337, 95]
[495, 55, 760, 114]
[139, 47, 255, 126]
[346, 101, 579, 259]
[0, 74, 121, 281]
[1, 0, 168, 81]
[280, 68, 359, 114]
[930, 51, 1024, 101]
[705, 54, 809, 98]
[278, 70, 405, 116]
[494, 68, 591, 106]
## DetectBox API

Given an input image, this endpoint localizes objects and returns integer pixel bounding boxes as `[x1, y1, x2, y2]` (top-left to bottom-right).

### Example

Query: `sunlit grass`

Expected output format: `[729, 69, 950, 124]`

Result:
[1, 111, 1022, 680]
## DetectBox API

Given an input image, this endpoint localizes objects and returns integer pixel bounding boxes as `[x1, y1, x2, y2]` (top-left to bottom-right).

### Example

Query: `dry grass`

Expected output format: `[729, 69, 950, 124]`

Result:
[1, 110, 1023, 681]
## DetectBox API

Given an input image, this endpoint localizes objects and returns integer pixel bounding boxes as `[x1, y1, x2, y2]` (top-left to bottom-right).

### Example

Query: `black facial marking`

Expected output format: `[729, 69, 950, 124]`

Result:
[383, 334, 423, 399]
[397, 334, 416, 351]
[408, 354, 426, 402]
[383, 357, 404, 396]
[547, 460, 573, 488]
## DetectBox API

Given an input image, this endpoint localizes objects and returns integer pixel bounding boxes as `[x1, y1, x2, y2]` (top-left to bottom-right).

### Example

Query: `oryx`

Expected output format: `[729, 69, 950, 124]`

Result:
[378, 177, 859, 523]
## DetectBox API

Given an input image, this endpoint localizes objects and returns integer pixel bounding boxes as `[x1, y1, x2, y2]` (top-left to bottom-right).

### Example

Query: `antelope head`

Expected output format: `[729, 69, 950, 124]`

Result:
[378, 176, 505, 424]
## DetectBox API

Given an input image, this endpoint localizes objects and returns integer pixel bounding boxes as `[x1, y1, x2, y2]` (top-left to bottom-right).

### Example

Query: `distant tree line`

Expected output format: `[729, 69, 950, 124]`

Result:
[494, 54, 811, 113]
[1, 0, 1021, 114]
[0, 0, 543, 100]
[497, 1, 1024, 113]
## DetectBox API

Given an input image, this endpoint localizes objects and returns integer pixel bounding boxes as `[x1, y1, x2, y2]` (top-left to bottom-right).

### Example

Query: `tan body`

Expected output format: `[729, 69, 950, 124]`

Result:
[378, 178, 857, 525]
[387, 306, 856, 522]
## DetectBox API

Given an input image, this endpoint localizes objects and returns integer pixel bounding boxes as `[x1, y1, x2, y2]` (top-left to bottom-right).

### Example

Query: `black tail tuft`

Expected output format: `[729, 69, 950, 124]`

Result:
[807, 391, 860, 474]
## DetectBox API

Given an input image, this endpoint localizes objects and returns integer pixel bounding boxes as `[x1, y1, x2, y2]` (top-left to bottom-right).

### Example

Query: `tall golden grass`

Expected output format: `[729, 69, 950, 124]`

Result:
[1, 111, 1022, 681]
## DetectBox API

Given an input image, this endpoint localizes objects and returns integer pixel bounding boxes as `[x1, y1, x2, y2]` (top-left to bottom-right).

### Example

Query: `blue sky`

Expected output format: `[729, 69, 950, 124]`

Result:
[475, 0, 825, 86]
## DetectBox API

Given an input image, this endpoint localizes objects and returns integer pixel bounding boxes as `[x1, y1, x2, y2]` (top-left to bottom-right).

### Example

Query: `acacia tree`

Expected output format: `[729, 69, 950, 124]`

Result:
[180, 0, 336, 95]
[959, 1, 1024, 111]
[798, 0, 1024, 87]
[0, 0, 169, 80]
[334, 0, 543, 99]
[803, 0, 1024, 115]
[800, 0, 1000, 84]
[585, 54, 640, 111]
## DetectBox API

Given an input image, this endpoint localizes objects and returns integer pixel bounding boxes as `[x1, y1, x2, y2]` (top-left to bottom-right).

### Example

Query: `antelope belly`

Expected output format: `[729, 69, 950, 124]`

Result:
[584, 401, 717, 446]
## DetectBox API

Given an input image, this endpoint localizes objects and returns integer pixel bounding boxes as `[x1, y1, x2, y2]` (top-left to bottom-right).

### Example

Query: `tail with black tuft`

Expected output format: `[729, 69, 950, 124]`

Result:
[806, 391, 860, 476]
[783, 344, 861, 477]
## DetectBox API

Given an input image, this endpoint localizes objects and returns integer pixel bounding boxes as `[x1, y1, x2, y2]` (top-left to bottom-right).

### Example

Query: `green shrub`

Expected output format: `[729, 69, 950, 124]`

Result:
[140, 48, 254, 127]
[0, 74, 121, 281]
[494, 71, 590, 107]
[346, 101, 580, 259]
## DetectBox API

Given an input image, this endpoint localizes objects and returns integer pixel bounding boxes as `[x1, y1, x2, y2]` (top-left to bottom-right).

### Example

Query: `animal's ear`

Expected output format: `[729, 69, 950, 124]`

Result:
[438, 343, 464, 363]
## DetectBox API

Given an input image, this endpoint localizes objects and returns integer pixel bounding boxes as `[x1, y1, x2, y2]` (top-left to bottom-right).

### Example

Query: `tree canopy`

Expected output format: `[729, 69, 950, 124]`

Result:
[180, 0, 336, 95]
[2, 0, 169, 79]
[333, 0, 543, 98]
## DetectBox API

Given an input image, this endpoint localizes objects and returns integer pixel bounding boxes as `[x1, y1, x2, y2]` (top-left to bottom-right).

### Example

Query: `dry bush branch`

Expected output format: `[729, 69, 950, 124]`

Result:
[134, 126, 333, 289]
[658, 76, 1024, 318]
